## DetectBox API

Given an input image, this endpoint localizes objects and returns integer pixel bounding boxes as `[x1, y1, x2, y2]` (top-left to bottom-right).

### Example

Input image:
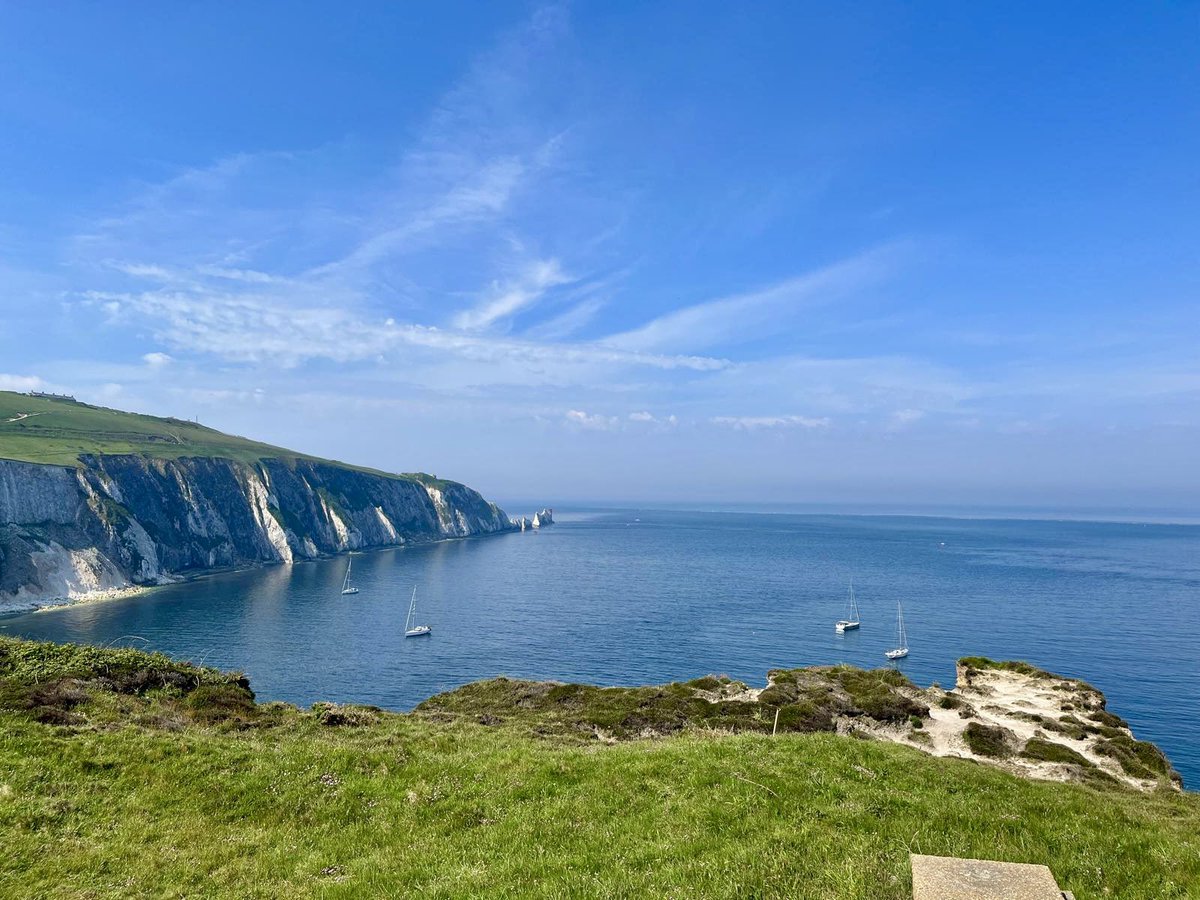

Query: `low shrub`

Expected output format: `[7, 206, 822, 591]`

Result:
[1021, 738, 1094, 768]
[185, 683, 258, 726]
[312, 702, 381, 727]
[1095, 736, 1180, 783]
[964, 722, 1014, 759]
[1089, 709, 1128, 730]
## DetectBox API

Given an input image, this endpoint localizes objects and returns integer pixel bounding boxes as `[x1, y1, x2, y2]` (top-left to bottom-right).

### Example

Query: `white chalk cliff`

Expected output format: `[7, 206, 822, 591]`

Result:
[0, 455, 512, 611]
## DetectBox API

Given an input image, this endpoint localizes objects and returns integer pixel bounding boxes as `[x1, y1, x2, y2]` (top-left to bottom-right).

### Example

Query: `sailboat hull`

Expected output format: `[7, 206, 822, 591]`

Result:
[405, 626, 432, 638]
[835, 621, 860, 633]
[885, 649, 909, 660]
[341, 588, 359, 595]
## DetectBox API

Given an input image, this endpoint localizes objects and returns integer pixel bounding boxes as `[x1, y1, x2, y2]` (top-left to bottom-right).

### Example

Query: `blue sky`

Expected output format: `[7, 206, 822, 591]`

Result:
[1, 2, 1197, 509]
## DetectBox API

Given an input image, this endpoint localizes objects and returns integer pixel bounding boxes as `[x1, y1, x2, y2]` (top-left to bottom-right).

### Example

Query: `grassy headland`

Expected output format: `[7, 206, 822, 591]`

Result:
[0, 391, 301, 467]
[0, 390, 434, 482]
[1, 637, 1198, 898]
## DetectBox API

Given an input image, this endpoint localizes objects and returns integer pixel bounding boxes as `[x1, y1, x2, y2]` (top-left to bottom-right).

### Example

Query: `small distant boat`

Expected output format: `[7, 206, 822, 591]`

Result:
[340, 558, 359, 596]
[404, 586, 431, 638]
[885, 600, 909, 660]
[835, 581, 861, 633]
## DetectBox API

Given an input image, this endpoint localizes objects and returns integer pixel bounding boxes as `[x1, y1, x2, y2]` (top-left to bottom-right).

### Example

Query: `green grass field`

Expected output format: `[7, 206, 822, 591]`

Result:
[0, 391, 447, 485]
[0, 390, 303, 466]
[1, 637, 1198, 898]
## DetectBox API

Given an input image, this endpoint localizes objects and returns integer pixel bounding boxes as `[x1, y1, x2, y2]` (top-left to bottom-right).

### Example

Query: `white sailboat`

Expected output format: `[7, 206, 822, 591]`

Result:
[835, 581, 861, 633]
[340, 558, 359, 595]
[404, 586, 431, 638]
[885, 600, 909, 660]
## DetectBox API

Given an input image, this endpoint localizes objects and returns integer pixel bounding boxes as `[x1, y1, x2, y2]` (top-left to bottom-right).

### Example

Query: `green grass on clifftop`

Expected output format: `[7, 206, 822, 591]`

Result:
[1, 636, 1198, 899]
[0, 390, 299, 466]
[0, 391, 436, 483]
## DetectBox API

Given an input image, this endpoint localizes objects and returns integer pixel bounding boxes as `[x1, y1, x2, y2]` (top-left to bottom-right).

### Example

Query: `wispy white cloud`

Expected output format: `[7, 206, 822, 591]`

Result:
[142, 352, 173, 368]
[604, 245, 903, 354]
[306, 156, 529, 282]
[711, 414, 831, 431]
[196, 265, 282, 284]
[83, 287, 729, 377]
[104, 260, 177, 281]
[523, 296, 605, 341]
[628, 410, 679, 428]
[454, 258, 571, 331]
[565, 408, 618, 430]
[887, 408, 925, 430]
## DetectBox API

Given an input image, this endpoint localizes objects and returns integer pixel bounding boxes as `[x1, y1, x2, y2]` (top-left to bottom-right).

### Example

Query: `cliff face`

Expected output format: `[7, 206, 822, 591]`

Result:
[0, 455, 511, 610]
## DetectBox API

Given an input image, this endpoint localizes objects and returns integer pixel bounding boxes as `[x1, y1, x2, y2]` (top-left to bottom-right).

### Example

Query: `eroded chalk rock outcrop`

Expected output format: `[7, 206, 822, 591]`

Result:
[878, 658, 1182, 791]
[512, 508, 554, 531]
[417, 658, 1181, 792]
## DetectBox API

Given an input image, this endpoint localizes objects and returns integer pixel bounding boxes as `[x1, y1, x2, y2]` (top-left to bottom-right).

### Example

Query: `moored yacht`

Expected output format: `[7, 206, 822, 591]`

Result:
[885, 600, 909, 660]
[404, 586, 431, 638]
[835, 582, 861, 633]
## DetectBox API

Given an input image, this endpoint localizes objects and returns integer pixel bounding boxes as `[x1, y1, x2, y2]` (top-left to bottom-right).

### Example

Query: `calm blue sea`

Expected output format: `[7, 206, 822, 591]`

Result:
[3, 509, 1198, 786]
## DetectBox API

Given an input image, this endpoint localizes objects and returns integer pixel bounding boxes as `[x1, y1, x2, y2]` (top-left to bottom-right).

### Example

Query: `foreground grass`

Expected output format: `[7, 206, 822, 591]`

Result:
[3, 715, 1199, 898]
[2, 637, 1198, 897]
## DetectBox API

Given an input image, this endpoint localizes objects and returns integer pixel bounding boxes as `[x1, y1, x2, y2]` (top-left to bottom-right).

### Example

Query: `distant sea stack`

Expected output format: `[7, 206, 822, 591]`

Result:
[512, 508, 554, 531]
[0, 392, 516, 610]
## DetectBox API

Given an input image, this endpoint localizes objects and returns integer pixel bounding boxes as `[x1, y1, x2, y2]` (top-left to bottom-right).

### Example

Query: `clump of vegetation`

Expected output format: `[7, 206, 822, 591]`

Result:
[1045, 713, 1126, 742]
[1045, 714, 1088, 740]
[1089, 709, 1129, 730]
[0, 636, 236, 689]
[964, 722, 1016, 759]
[0, 636, 256, 729]
[831, 666, 929, 724]
[1010, 710, 1046, 725]
[420, 665, 927, 741]
[1095, 735, 1181, 784]
[959, 657, 1053, 679]
[938, 694, 963, 710]
[312, 702, 382, 727]
[184, 683, 260, 727]
[1021, 738, 1095, 769]
[957, 657, 1098, 694]
[909, 715, 924, 729]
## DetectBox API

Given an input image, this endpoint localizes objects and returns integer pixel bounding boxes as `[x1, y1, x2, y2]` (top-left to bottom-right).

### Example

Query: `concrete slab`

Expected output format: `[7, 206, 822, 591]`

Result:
[911, 854, 1068, 899]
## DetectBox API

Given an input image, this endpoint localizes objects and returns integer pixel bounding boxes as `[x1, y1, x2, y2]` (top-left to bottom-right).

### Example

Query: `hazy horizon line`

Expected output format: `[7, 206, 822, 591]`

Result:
[494, 499, 1200, 528]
